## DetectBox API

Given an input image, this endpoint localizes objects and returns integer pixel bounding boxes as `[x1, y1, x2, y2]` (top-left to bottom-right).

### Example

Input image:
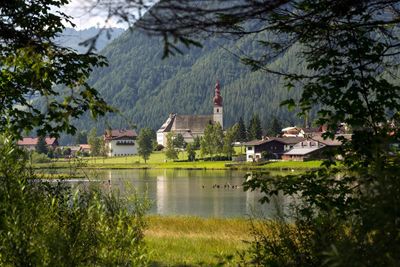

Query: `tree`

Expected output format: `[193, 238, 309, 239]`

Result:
[269, 117, 282, 137]
[75, 131, 88, 145]
[248, 114, 262, 140]
[165, 132, 178, 161]
[35, 136, 48, 155]
[0, 0, 112, 139]
[137, 128, 154, 163]
[173, 133, 186, 149]
[236, 117, 247, 142]
[186, 143, 196, 162]
[200, 123, 224, 159]
[223, 126, 236, 159]
[63, 148, 72, 157]
[88, 128, 102, 156]
[193, 136, 201, 150]
[213, 123, 224, 155]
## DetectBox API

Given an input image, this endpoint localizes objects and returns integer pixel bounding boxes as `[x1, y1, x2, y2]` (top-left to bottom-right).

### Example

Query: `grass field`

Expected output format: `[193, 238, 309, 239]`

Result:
[33, 149, 323, 171]
[145, 216, 252, 266]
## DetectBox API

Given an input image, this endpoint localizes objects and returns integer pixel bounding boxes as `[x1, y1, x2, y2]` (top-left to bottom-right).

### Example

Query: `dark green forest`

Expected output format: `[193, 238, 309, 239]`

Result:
[60, 26, 308, 143]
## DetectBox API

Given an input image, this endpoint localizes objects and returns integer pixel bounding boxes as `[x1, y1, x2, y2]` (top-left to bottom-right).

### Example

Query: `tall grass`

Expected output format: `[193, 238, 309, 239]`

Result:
[0, 134, 150, 266]
[145, 216, 252, 266]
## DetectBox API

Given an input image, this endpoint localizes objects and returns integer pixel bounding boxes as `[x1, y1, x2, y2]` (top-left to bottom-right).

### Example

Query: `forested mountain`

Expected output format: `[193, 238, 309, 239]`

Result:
[56, 27, 125, 53]
[61, 28, 308, 143]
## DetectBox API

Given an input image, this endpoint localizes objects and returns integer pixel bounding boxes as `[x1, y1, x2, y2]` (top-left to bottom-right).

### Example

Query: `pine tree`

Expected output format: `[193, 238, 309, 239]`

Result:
[35, 136, 48, 155]
[75, 130, 88, 145]
[248, 114, 262, 140]
[237, 117, 247, 142]
[271, 117, 282, 136]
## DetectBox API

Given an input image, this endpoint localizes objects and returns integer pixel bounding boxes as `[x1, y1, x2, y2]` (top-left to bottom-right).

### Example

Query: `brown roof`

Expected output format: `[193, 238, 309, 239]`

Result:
[311, 135, 351, 146]
[104, 129, 137, 140]
[17, 137, 57, 146]
[244, 139, 269, 146]
[302, 127, 322, 134]
[172, 115, 213, 133]
[79, 144, 91, 149]
[268, 137, 306, 145]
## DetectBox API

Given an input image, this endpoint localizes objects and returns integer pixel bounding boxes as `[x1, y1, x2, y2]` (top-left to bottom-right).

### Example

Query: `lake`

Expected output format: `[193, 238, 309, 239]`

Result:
[82, 169, 289, 218]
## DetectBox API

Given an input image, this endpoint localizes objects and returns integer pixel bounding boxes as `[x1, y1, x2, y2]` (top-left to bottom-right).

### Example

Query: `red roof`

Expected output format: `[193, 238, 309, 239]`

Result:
[17, 137, 57, 146]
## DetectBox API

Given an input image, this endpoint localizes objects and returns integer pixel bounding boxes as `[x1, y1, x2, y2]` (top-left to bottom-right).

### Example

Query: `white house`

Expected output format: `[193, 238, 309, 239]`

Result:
[104, 129, 138, 157]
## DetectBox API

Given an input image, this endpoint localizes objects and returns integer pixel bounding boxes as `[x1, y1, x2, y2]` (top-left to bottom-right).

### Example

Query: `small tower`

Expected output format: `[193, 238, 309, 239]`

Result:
[213, 80, 223, 128]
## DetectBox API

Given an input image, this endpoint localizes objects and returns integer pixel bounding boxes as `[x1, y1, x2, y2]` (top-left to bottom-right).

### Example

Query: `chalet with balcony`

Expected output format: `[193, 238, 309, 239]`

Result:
[104, 129, 137, 157]
[244, 137, 305, 162]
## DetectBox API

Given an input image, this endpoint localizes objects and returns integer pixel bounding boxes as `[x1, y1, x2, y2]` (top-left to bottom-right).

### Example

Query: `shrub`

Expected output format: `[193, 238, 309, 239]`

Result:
[31, 151, 51, 163]
[154, 144, 164, 151]
[0, 136, 150, 266]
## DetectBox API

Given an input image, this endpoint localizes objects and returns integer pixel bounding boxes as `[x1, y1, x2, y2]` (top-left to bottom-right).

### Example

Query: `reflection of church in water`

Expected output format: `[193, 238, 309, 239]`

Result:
[156, 81, 224, 146]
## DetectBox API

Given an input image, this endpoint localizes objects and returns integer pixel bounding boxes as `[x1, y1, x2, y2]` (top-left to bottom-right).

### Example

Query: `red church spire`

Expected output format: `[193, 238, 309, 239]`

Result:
[213, 80, 223, 107]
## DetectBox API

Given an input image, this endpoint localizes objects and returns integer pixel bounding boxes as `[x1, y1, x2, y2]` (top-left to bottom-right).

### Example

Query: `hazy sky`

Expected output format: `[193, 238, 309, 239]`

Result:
[62, 0, 128, 29]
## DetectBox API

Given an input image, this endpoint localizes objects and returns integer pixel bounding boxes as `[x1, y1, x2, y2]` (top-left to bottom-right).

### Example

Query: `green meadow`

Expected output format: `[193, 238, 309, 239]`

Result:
[33, 150, 323, 171]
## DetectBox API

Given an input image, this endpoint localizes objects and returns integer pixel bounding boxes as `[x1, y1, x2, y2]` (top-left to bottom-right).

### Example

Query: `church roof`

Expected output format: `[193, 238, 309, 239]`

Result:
[172, 115, 213, 133]
[158, 114, 214, 134]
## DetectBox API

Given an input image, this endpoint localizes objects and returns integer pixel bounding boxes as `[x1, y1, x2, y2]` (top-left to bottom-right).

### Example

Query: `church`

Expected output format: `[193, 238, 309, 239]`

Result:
[156, 81, 223, 146]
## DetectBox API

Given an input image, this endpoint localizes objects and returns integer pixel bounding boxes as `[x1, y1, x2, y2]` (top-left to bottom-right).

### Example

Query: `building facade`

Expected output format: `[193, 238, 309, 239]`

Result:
[157, 81, 224, 146]
[104, 129, 138, 157]
[245, 137, 305, 162]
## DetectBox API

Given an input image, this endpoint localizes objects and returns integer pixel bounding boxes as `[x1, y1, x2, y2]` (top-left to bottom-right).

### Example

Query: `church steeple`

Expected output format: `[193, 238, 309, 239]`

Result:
[213, 80, 223, 107]
[213, 80, 223, 128]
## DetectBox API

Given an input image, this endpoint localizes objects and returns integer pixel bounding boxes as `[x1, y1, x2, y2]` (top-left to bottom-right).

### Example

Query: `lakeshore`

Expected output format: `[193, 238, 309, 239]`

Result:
[33, 151, 323, 171]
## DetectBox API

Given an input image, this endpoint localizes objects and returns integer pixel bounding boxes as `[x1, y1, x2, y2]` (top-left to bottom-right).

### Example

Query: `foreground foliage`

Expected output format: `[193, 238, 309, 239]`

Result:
[0, 0, 111, 139]
[0, 135, 149, 266]
[115, 0, 400, 265]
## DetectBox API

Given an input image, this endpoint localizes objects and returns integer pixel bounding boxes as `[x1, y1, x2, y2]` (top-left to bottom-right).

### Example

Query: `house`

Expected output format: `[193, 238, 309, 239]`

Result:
[281, 126, 303, 137]
[17, 137, 58, 151]
[281, 126, 324, 138]
[104, 129, 138, 157]
[281, 140, 326, 161]
[281, 135, 350, 161]
[157, 81, 223, 146]
[244, 137, 305, 162]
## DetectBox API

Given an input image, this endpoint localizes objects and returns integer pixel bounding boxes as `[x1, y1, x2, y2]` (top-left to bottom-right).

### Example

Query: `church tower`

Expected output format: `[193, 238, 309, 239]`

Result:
[213, 80, 223, 128]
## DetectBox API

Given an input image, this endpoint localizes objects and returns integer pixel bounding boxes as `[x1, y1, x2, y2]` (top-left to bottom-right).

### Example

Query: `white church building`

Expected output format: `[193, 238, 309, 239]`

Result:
[156, 81, 224, 146]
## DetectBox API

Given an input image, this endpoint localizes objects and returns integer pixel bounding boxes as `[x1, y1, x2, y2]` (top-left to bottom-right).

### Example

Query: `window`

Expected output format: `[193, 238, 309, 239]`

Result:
[217, 108, 219, 112]
[247, 146, 253, 151]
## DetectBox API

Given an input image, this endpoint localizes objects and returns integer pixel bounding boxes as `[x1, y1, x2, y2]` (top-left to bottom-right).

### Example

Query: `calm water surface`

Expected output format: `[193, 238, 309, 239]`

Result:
[91, 169, 288, 218]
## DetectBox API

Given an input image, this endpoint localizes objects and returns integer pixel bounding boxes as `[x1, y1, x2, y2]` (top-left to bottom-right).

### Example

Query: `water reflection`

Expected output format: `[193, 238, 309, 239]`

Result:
[97, 169, 287, 218]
